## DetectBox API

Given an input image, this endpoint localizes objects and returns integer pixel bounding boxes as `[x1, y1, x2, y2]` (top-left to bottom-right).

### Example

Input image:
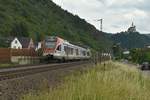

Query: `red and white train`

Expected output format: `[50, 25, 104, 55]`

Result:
[42, 36, 91, 62]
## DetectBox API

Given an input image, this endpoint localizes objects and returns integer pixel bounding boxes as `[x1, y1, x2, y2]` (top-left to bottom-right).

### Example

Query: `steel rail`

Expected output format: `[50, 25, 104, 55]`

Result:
[0, 61, 90, 81]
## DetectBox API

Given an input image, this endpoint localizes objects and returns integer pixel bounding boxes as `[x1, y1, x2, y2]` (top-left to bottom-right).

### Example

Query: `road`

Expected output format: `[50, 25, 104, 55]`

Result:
[121, 61, 150, 78]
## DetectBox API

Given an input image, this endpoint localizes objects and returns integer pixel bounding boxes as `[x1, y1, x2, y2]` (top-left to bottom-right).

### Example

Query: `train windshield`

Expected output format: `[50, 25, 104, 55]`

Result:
[45, 36, 57, 48]
[45, 42, 56, 48]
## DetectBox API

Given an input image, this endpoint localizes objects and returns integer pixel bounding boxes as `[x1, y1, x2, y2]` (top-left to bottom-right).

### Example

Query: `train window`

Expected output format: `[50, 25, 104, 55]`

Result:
[87, 52, 90, 56]
[76, 49, 79, 55]
[64, 46, 66, 51]
[71, 48, 74, 55]
[57, 45, 61, 51]
[82, 51, 86, 56]
[64, 46, 74, 55]
[64, 46, 68, 53]
[45, 42, 56, 48]
[64, 46, 70, 54]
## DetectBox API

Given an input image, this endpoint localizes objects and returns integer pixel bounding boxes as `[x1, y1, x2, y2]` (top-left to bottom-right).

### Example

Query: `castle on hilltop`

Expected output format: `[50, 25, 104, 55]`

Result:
[127, 22, 137, 33]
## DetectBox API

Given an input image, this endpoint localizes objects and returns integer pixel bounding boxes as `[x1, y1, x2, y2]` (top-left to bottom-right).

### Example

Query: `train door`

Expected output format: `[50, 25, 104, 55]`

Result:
[60, 44, 66, 57]
[64, 45, 69, 60]
[56, 45, 62, 54]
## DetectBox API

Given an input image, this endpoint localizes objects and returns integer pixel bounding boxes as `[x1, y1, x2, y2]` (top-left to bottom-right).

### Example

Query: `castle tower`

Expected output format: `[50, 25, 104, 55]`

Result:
[131, 22, 134, 27]
[127, 22, 136, 33]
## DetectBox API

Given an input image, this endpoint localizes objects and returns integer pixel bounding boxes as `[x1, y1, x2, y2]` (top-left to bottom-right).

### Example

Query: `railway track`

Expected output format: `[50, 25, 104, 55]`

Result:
[0, 61, 90, 81]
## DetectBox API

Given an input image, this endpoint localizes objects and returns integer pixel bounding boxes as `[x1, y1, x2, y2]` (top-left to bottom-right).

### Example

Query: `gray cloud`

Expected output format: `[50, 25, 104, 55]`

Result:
[53, 0, 150, 33]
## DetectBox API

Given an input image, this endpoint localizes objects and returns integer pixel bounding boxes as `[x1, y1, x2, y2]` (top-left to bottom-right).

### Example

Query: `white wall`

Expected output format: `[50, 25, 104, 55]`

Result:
[28, 39, 35, 49]
[11, 38, 22, 49]
[36, 42, 42, 51]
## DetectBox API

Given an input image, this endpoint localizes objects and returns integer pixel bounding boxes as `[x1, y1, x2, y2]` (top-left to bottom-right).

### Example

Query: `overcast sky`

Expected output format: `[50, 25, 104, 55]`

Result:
[52, 0, 150, 33]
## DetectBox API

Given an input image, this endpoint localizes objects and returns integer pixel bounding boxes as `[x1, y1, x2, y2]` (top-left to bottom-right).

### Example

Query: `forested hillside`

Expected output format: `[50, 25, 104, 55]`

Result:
[0, 0, 112, 50]
[111, 32, 150, 49]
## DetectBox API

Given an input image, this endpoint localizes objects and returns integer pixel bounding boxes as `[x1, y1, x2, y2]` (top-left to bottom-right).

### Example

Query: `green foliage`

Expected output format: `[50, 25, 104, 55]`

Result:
[111, 32, 150, 49]
[0, 0, 112, 50]
[10, 21, 29, 37]
[130, 48, 150, 64]
[112, 43, 123, 60]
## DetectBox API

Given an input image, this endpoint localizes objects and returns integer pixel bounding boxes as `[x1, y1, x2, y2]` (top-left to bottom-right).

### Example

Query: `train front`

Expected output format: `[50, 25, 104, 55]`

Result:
[43, 36, 58, 60]
[43, 36, 64, 61]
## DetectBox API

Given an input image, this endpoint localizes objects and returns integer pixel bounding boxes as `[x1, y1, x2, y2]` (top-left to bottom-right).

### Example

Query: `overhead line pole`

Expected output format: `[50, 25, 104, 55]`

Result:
[87, 18, 103, 32]
[97, 19, 103, 32]
[100, 19, 103, 32]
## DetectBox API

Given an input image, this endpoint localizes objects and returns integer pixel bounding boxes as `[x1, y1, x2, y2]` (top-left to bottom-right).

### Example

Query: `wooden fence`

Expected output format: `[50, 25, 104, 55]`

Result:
[0, 48, 11, 63]
[11, 49, 37, 56]
[0, 48, 37, 63]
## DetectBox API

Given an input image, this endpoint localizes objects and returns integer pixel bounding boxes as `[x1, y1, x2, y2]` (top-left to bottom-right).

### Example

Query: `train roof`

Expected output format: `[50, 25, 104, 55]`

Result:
[45, 36, 90, 50]
[63, 41, 89, 50]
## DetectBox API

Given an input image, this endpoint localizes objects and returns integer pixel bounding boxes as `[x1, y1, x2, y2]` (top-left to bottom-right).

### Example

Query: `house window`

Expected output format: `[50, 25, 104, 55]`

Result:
[15, 40, 17, 44]
[13, 46, 16, 49]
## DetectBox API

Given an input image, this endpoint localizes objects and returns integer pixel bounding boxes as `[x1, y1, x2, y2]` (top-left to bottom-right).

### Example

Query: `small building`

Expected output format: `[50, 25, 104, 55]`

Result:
[11, 37, 35, 49]
[123, 51, 130, 55]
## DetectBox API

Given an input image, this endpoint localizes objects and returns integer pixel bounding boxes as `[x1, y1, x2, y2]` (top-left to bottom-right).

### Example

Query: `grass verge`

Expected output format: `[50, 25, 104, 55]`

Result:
[21, 62, 150, 100]
[0, 63, 16, 68]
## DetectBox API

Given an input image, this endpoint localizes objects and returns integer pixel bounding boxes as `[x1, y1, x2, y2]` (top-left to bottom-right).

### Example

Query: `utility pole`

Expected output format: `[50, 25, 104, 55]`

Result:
[86, 18, 103, 32]
[97, 19, 103, 32]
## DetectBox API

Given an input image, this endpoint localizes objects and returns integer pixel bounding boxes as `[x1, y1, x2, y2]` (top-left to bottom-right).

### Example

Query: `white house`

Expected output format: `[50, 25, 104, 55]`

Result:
[11, 37, 35, 49]
[11, 37, 22, 49]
